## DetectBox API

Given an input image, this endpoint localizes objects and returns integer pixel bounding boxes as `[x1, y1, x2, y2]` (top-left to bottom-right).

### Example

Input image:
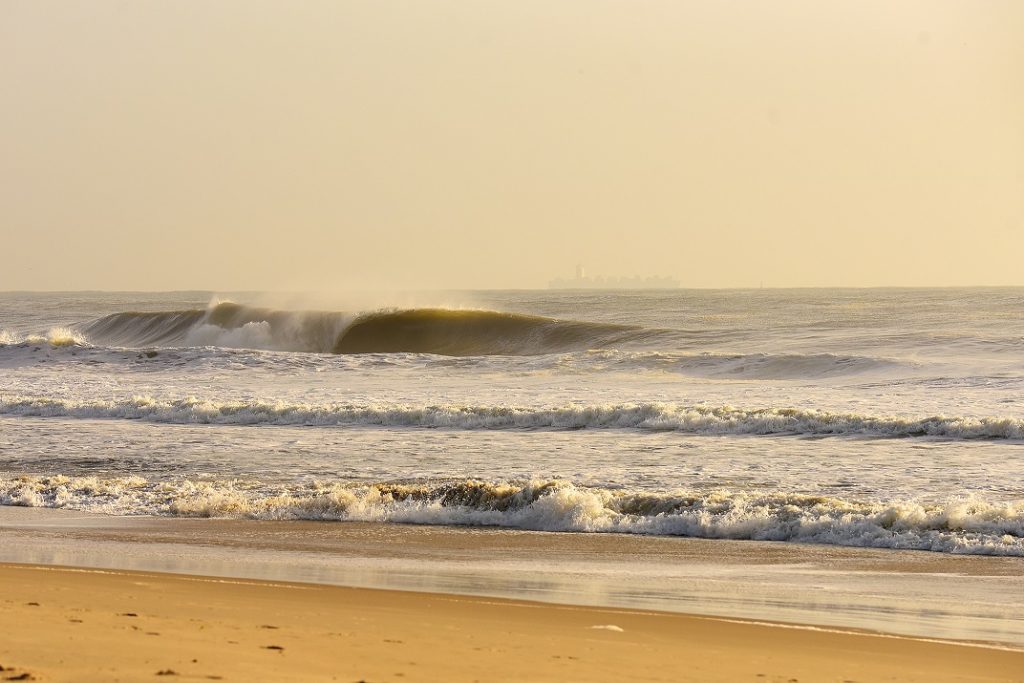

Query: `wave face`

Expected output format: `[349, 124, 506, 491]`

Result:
[80, 303, 647, 356]
[332, 309, 644, 355]
[81, 303, 350, 353]
[2, 476, 1020, 555]
[4, 395, 1024, 440]
[82, 310, 208, 347]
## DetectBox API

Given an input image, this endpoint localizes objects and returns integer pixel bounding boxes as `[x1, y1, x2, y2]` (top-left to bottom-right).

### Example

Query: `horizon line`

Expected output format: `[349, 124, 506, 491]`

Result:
[3, 284, 1024, 295]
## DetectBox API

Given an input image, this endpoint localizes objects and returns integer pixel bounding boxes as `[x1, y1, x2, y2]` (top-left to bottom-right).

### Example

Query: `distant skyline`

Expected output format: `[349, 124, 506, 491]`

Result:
[3, 1, 1022, 291]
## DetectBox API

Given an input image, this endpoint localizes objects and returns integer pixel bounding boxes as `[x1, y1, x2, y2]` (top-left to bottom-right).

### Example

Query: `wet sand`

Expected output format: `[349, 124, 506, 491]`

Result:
[2, 562, 1023, 683]
[2, 507, 1023, 645]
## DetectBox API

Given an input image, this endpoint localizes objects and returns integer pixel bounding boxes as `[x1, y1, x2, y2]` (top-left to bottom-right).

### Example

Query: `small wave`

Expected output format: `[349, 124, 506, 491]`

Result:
[2, 475, 1020, 555]
[563, 350, 902, 379]
[79, 303, 650, 356]
[0, 328, 90, 348]
[3, 395, 1024, 439]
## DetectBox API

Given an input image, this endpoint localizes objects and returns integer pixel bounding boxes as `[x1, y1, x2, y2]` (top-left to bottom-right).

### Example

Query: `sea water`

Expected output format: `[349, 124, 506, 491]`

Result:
[1, 289, 1022, 555]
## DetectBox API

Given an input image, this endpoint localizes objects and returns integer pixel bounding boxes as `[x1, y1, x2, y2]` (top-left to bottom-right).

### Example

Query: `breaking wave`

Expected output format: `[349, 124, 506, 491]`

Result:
[2, 475, 1021, 555]
[7, 304, 905, 376]
[79, 303, 649, 356]
[3, 395, 1024, 439]
[0, 327, 89, 348]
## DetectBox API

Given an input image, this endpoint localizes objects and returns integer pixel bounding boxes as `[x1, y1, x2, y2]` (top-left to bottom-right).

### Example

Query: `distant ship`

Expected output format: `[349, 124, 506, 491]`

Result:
[549, 265, 680, 290]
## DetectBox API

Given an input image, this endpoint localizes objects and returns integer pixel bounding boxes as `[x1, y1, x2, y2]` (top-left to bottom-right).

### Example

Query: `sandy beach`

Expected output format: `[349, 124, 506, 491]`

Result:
[1, 562, 1022, 683]
[4, 0, 1023, 679]
[3, 508, 1023, 645]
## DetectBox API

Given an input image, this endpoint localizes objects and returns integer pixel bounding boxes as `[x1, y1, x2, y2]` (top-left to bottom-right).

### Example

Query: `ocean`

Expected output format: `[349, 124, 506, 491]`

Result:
[2, 288, 1023, 556]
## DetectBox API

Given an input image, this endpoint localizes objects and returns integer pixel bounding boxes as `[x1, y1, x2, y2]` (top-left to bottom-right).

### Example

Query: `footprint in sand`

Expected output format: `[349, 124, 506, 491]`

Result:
[1, 664, 37, 681]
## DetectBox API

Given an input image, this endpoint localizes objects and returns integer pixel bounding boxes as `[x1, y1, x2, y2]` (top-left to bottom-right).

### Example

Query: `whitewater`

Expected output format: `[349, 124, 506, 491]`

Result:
[1, 289, 1023, 555]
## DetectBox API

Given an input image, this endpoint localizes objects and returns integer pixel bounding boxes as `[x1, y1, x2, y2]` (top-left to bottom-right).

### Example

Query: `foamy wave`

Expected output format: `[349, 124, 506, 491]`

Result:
[2, 395, 1023, 439]
[183, 321, 276, 349]
[2, 475, 1021, 555]
[0, 328, 90, 348]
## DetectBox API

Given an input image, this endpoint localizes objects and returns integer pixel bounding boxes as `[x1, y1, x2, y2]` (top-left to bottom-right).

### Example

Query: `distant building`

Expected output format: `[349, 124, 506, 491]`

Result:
[549, 266, 680, 290]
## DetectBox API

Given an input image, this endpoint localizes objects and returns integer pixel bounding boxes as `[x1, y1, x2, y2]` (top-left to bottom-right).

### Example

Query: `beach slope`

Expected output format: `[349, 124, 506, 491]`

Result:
[1, 563, 1021, 683]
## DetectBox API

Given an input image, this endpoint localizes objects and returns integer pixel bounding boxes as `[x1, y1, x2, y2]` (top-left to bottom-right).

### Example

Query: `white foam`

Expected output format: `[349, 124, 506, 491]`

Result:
[2, 395, 1023, 440]
[0, 328, 89, 347]
[184, 321, 276, 350]
[2, 475, 1021, 556]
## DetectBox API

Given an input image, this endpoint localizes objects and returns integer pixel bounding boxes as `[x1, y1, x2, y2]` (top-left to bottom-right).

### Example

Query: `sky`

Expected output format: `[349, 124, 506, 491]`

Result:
[2, 0, 1022, 291]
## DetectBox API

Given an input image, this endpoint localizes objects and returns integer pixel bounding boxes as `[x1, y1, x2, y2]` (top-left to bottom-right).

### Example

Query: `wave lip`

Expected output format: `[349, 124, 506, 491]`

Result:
[79, 303, 650, 356]
[2, 475, 1021, 556]
[3, 395, 1024, 440]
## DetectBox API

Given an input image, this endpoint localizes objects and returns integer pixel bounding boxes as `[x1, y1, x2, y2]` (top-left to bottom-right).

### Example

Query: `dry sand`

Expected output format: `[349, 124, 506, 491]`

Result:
[1, 562, 1021, 683]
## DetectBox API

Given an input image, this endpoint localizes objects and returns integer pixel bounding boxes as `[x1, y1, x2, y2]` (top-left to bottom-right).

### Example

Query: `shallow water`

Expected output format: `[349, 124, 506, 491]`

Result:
[3, 508, 1023, 647]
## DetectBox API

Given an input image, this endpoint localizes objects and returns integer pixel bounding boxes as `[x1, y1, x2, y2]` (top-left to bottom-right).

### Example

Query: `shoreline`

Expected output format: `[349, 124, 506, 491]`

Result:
[2, 506, 1024, 648]
[3, 562, 1024, 682]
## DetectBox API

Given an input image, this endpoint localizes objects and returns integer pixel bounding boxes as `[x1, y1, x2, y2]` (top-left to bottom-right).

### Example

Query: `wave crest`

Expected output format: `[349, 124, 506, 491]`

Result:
[3, 395, 1024, 439]
[0, 327, 89, 348]
[3, 475, 1021, 555]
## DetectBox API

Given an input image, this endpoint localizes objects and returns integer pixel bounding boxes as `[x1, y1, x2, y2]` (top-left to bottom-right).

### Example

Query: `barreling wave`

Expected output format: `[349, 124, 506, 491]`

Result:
[80, 303, 649, 356]
[81, 303, 347, 351]
[332, 308, 647, 355]
[4, 395, 1024, 439]
[2, 475, 1021, 555]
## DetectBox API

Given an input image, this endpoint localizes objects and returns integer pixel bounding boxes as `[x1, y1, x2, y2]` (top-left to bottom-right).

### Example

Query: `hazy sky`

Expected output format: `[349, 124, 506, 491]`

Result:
[2, 1, 1022, 290]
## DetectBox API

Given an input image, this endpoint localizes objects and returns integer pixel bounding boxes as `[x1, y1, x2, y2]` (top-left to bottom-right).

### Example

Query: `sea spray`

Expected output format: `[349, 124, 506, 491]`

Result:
[2, 475, 1021, 556]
